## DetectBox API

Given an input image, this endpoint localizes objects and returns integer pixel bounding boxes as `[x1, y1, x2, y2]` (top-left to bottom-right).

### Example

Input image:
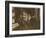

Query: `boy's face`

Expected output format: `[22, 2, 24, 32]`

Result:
[22, 11, 27, 21]
[22, 11, 31, 22]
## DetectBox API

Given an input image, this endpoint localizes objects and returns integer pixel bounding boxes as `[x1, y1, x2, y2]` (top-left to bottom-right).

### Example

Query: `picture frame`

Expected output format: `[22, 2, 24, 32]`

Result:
[5, 1, 45, 37]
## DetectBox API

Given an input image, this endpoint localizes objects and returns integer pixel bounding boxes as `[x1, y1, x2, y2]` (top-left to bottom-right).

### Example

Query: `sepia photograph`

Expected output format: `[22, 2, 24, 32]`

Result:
[12, 7, 40, 31]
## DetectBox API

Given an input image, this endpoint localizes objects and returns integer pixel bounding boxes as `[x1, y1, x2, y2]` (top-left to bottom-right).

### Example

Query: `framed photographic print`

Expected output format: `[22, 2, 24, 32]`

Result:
[5, 1, 45, 37]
